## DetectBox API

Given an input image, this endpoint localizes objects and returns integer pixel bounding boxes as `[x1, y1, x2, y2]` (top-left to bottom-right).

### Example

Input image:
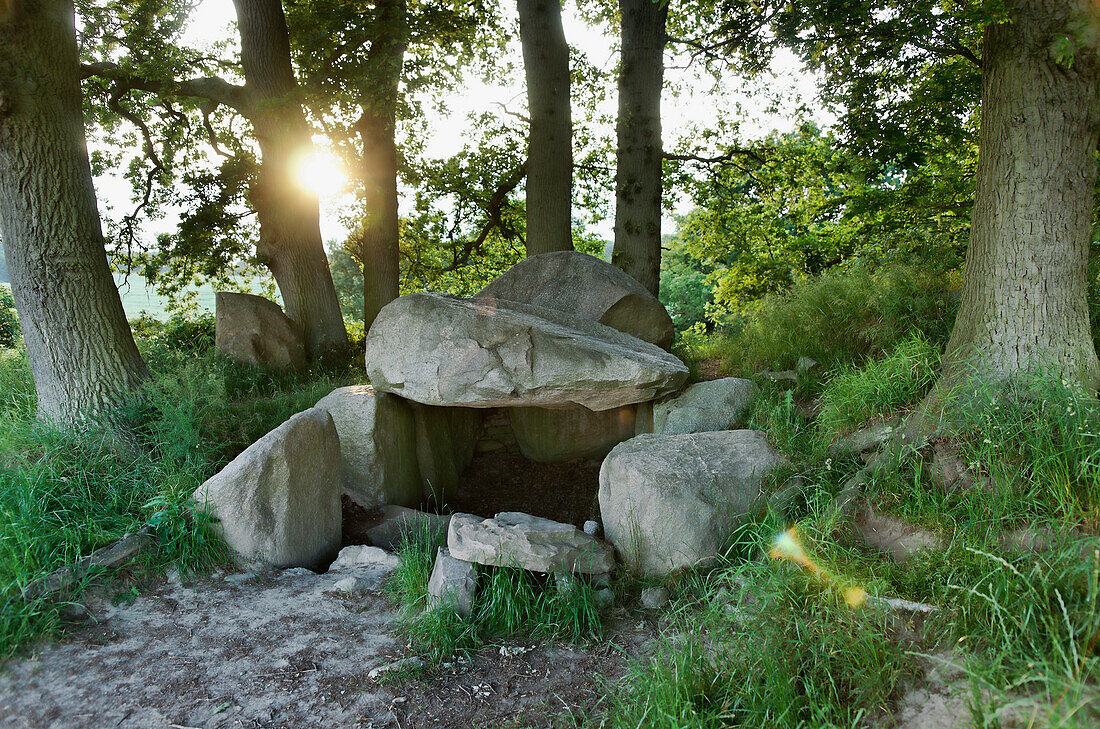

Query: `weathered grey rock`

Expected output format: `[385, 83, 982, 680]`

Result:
[652, 378, 757, 435]
[599, 430, 785, 577]
[594, 587, 614, 610]
[328, 544, 403, 573]
[447, 512, 616, 575]
[477, 250, 675, 349]
[215, 292, 305, 370]
[412, 403, 483, 502]
[583, 520, 600, 537]
[364, 293, 688, 411]
[830, 416, 902, 457]
[426, 547, 479, 617]
[21, 528, 155, 601]
[330, 575, 370, 593]
[768, 476, 806, 517]
[365, 505, 451, 552]
[852, 502, 946, 562]
[314, 385, 421, 509]
[192, 408, 341, 570]
[796, 356, 818, 374]
[508, 404, 638, 462]
[641, 586, 670, 610]
[368, 656, 426, 680]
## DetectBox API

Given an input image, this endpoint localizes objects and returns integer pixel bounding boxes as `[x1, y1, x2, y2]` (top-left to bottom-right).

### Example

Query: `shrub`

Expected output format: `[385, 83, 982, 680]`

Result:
[721, 263, 957, 376]
[0, 285, 19, 349]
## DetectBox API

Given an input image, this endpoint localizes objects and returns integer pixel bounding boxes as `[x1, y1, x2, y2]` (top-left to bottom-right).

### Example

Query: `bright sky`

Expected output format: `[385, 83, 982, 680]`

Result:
[95, 1, 833, 252]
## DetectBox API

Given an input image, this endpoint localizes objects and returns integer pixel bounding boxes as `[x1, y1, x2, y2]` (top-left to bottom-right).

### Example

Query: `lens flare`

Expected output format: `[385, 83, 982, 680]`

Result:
[769, 527, 867, 608]
[293, 150, 344, 197]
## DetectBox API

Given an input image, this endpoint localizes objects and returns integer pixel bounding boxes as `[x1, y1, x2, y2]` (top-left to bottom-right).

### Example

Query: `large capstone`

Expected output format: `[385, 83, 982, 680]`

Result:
[599, 431, 784, 577]
[215, 291, 305, 370]
[477, 250, 675, 350]
[364, 293, 687, 411]
[508, 405, 638, 462]
[447, 512, 615, 574]
[652, 377, 758, 435]
[314, 385, 421, 509]
[192, 408, 341, 570]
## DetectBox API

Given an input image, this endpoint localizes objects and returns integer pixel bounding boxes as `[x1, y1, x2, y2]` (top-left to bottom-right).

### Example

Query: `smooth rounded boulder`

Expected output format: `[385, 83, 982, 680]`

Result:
[599, 430, 784, 577]
[192, 408, 341, 570]
[477, 251, 675, 350]
[215, 291, 305, 370]
[652, 377, 757, 434]
[364, 292, 688, 411]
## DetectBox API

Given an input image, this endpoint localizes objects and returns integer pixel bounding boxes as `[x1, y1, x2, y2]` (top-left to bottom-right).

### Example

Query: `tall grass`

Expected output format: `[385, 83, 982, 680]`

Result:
[388, 527, 604, 663]
[719, 264, 956, 376]
[0, 315, 358, 658]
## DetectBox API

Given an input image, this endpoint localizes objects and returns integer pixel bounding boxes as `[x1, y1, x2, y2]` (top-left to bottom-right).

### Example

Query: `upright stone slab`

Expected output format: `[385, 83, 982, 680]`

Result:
[448, 512, 615, 574]
[427, 547, 479, 617]
[599, 431, 784, 577]
[652, 378, 757, 435]
[314, 385, 421, 509]
[364, 293, 688, 411]
[192, 408, 341, 570]
[215, 291, 305, 370]
[508, 405, 638, 462]
[477, 250, 675, 349]
[412, 403, 483, 502]
[365, 505, 451, 552]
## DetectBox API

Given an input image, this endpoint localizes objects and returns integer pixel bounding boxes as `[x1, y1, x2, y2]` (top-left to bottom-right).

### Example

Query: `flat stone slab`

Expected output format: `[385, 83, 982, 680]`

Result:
[364, 505, 451, 552]
[447, 512, 616, 575]
[364, 293, 688, 411]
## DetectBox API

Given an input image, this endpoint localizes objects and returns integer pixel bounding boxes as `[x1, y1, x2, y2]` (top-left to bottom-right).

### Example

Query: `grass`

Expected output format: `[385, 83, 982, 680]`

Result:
[0, 315, 359, 658]
[388, 525, 604, 664]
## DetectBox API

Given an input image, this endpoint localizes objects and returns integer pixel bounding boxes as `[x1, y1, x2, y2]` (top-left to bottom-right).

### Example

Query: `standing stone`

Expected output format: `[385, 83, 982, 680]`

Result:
[364, 293, 688, 411]
[477, 250, 675, 349]
[427, 547, 479, 617]
[215, 292, 306, 370]
[447, 512, 616, 574]
[599, 431, 784, 577]
[508, 404, 638, 462]
[412, 403, 483, 503]
[652, 378, 757, 435]
[314, 386, 421, 509]
[192, 408, 341, 570]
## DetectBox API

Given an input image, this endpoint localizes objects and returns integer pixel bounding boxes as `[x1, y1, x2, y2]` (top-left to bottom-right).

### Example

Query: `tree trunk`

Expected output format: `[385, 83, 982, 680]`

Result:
[0, 0, 149, 424]
[233, 0, 348, 360]
[358, 0, 407, 330]
[517, 0, 573, 256]
[611, 0, 667, 296]
[910, 0, 1100, 437]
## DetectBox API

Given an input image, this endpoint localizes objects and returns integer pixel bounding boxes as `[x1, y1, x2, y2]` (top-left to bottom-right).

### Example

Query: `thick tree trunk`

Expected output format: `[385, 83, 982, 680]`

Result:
[910, 0, 1100, 437]
[517, 0, 573, 256]
[0, 0, 149, 424]
[611, 0, 667, 296]
[233, 0, 348, 360]
[358, 0, 407, 330]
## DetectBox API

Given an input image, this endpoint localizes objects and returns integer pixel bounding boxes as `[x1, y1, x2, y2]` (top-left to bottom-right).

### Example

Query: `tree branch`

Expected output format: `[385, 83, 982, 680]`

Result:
[443, 162, 527, 272]
[81, 62, 250, 113]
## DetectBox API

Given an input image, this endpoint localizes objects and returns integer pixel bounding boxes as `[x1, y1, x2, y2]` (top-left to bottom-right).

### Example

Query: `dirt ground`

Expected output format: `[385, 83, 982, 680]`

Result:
[0, 558, 654, 729]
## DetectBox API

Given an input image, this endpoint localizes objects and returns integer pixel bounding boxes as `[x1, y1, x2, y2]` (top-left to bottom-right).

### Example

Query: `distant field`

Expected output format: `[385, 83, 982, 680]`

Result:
[1, 246, 249, 321]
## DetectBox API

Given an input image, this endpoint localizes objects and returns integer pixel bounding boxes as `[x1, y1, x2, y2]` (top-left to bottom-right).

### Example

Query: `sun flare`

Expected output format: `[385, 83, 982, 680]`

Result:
[294, 150, 345, 197]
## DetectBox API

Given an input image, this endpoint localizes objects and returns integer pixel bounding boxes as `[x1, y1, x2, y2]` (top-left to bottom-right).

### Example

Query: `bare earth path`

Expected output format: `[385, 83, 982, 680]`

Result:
[0, 563, 651, 729]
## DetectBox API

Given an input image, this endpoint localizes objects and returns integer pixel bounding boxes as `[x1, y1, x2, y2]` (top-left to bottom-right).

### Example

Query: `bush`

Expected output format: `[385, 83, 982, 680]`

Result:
[0, 285, 19, 349]
[721, 264, 957, 376]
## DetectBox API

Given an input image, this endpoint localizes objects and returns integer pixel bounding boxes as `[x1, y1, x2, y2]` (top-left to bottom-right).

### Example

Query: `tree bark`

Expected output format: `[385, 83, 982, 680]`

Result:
[233, 0, 348, 360]
[517, 0, 573, 256]
[612, 0, 667, 296]
[910, 0, 1100, 437]
[0, 0, 149, 424]
[357, 0, 408, 330]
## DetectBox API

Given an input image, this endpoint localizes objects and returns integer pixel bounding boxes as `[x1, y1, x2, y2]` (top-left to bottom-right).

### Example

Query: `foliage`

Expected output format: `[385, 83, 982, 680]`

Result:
[0, 285, 19, 349]
[659, 234, 713, 331]
[721, 263, 958, 375]
[815, 335, 939, 442]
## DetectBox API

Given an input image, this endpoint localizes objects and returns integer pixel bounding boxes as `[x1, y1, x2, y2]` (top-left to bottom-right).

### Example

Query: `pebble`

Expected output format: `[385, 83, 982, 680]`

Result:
[583, 520, 601, 537]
